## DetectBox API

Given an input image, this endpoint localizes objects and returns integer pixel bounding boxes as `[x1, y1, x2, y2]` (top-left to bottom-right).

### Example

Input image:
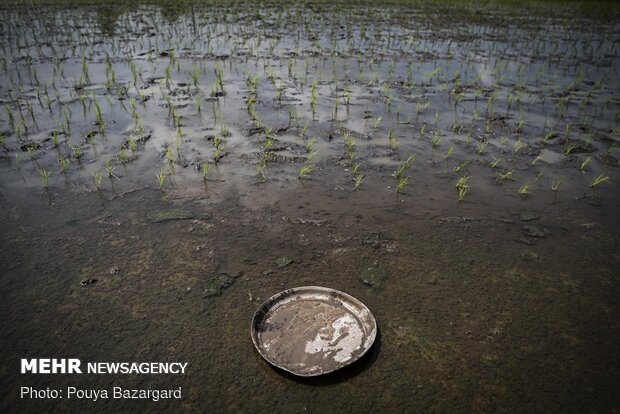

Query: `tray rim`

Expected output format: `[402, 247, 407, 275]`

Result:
[250, 285, 377, 377]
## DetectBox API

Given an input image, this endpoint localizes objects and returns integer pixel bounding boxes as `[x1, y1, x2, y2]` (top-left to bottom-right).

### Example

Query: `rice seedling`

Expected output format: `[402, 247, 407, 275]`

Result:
[590, 174, 610, 188]
[551, 178, 562, 192]
[443, 146, 454, 161]
[298, 163, 312, 179]
[388, 128, 396, 151]
[156, 169, 166, 190]
[58, 157, 69, 174]
[513, 138, 525, 154]
[497, 169, 513, 182]
[455, 175, 470, 189]
[304, 136, 315, 153]
[477, 141, 487, 155]
[563, 143, 576, 157]
[202, 162, 209, 181]
[395, 153, 416, 179]
[72, 145, 82, 160]
[354, 173, 364, 190]
[490, 155, 500, 169]
[457, 186, 469, 201]
[128, 139, 137, 155]
[118, 148, 127, 164]
[105, 159, 119, 180]
[518, 182, 531, 196]
[93, 171, 102, 190]
[306, 150, 318, 163]
[38, 167, 50, 188]
[395, 176, 408, 193]
[310, 80, 317, 118]
[453, 160, 469, 173]
[579, 156, 592, 173]
[516, 113, 524, 133]
[530, 154, 544, 165]
[543, 130, 556, 143]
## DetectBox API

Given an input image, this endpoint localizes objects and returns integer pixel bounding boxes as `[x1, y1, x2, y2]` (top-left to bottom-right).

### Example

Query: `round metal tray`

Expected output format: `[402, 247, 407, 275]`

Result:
[251, 286, 377, 377]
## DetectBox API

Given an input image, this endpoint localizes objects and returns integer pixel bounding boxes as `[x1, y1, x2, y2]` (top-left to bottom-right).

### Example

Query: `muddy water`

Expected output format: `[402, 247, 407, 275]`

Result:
[1, 1, 619, 413]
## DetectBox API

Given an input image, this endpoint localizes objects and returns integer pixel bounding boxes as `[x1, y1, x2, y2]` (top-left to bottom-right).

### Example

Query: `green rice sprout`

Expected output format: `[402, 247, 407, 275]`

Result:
[305, 137, 315, 153]
[490, 155, 500, 169]
[58, 157, 69, 174]
[551, 178, 562, 192]
[105, 159, 119, 180]
[497, 169, 513, 182]
[72, 145, 82, 160]
[455, 175, 470, 189]
[128, 139, 137, 154]
[513, 138, 525, 154]
[543, 130, 556, 143]
[388, 128, 396, 150]
[452, 160, 469, 173]
[93, 171, 102, 189]
[38, 167, 50, 188]
[563, 143, 576, 156]
[457, 186, 469, 202]
[395, 153, 416, 178]
[518, 182, 531, 196]
[579, 156, 592, 173]
[118, 148, 127, 163]
[443, 146, 454, 161]
[354, 174, 364, 190]
[395, 176, 408, 193]
[298, 163, 312, 179]
[516, 115, 524, 133]
[344, 132, 354, 154]
[310, 80, 317, 117]
[590, 174, 610, 188]
[531, 154, 544, 165]
[156, 169, 166, 190]
[373, 117, 382, 130]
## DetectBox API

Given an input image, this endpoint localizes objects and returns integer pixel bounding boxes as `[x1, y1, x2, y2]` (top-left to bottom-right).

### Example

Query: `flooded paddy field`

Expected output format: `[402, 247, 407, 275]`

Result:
[1, 0, 619, 412]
